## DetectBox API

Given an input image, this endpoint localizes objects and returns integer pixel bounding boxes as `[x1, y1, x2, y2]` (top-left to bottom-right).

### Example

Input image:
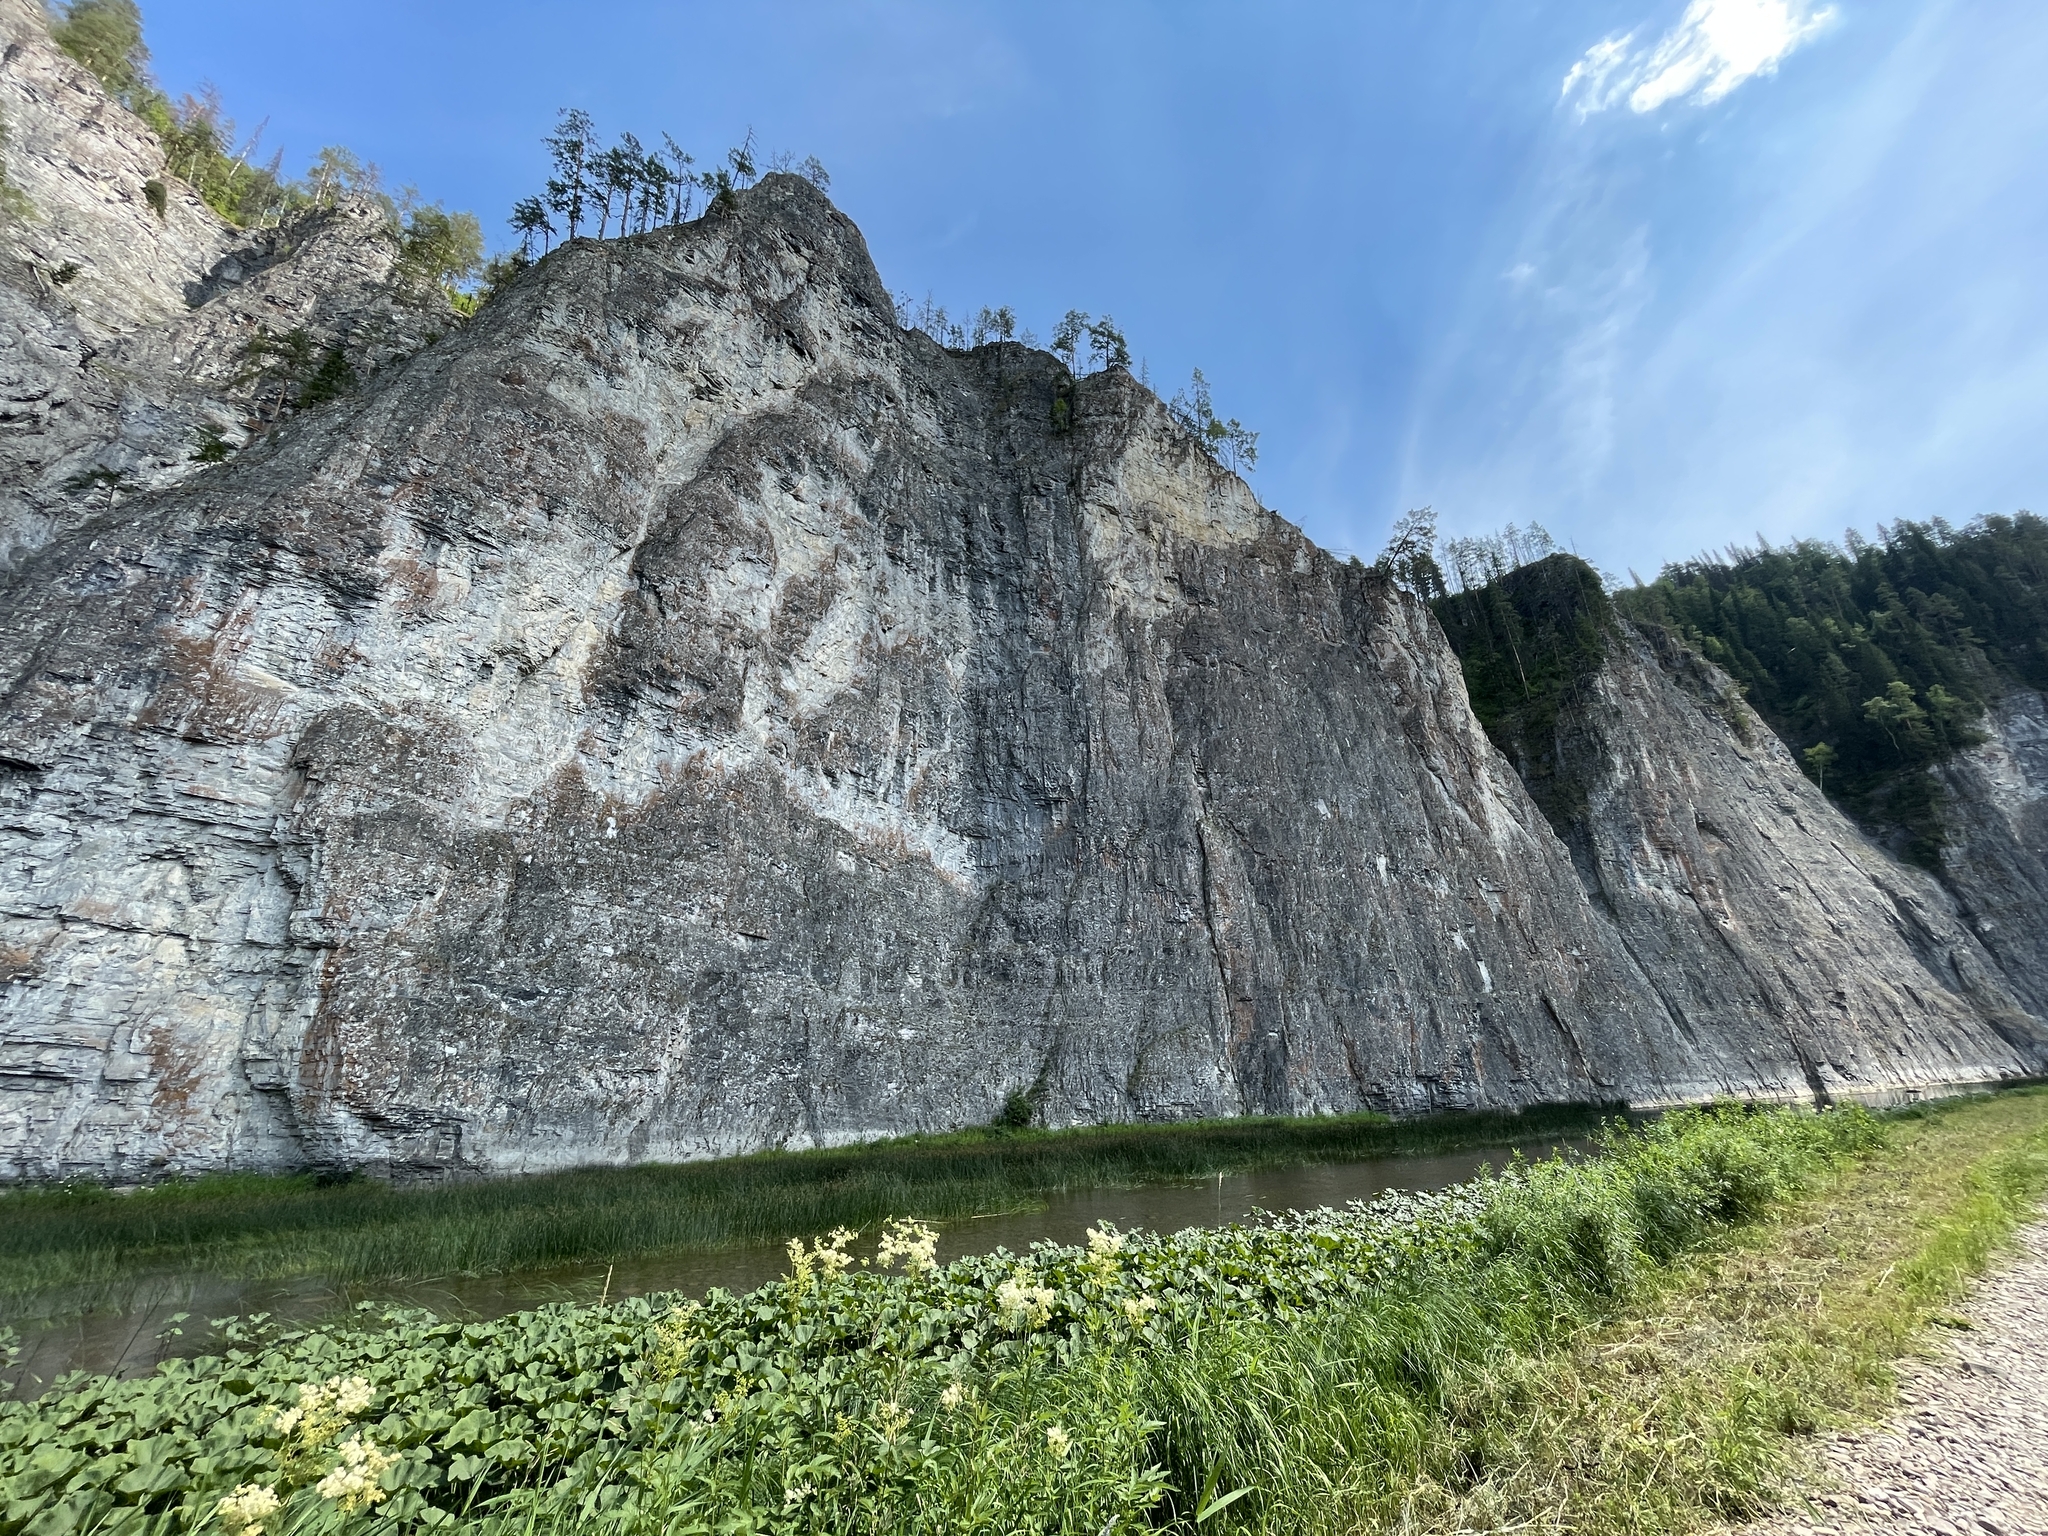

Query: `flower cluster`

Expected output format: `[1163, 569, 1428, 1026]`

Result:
[213, 1483, 279, 1536]
[784, 1227, 859, 1291]
[271, 1374, 373, 1451]
[314, 1433, 396, 1512]
[1082, 1224, 1127, 1285]
[994, 1268, 1059, 1332]
[874, 1217, 940, 1276]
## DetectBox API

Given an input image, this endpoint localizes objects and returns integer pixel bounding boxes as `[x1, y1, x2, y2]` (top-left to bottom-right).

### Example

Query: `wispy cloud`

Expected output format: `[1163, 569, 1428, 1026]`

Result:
[1563, 0, 1836, 117]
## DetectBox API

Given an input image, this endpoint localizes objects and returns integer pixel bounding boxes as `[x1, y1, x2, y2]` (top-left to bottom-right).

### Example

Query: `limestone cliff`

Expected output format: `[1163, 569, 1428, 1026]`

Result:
[1936, 688, 2048, 1033]
[1545, 617, 2043, 1096]
[0, 0, 453, 569]
[0, 17, 2041, 1179]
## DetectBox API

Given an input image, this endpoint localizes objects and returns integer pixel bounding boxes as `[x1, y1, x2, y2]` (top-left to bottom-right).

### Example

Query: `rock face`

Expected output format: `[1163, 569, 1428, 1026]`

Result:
[0, 20, 2041, 1180]
[1937, 688, 2048, 1031]
[0, 0, 452, 569]
[1545, 620, 2044, 1098]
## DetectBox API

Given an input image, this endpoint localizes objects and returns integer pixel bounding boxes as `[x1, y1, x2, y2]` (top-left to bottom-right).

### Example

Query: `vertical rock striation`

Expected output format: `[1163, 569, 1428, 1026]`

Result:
[0, 13, 2040, 1180]
[1544, 620, 2041, 1099]
[1936, 688, 2048, 1035]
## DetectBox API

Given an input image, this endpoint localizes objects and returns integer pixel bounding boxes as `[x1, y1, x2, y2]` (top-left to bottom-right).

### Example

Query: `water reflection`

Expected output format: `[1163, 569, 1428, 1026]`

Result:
[4, 1139, 1574, 1397]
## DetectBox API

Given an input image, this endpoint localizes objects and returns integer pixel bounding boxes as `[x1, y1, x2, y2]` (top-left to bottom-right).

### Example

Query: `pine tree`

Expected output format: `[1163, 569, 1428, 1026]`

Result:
[727, 128, 758, 188]
[1084, 315, 1130, 372]
[543, 108, 596, 240]
[661, 135, 696, 223]
[1051, 311, 1089, 375]
[510, 196, 554, 257]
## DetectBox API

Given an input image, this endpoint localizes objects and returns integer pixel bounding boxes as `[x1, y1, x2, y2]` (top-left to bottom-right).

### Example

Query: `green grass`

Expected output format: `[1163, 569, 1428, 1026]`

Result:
[9, 1094, 2037, 1535]
[0, 1103, 1610, 1306]
[0, 1102, 1892, 1536]
[1369, 1084, 2048, 1532]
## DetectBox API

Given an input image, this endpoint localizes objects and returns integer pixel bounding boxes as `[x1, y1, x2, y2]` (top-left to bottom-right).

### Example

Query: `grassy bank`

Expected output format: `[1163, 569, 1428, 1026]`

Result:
[1401, 1082, 2048, 1532]
[0, 1104, 1609, 1304]
[5, 1097, 2018, 1536]
[4, 1093, 2039, 1535]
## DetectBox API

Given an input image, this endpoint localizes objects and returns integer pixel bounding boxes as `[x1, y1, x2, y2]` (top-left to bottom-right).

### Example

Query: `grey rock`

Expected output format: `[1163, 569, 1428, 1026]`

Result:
[1937, 688, 2048, 1035]
[0, 0, 453, 569]
[0, 19, 2042, 1179]
[1547, 622, 2042, 1103]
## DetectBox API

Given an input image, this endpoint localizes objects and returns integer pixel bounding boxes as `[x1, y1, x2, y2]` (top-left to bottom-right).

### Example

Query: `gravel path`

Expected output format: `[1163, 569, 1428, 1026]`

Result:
[1739, 1220, 2048, 1536]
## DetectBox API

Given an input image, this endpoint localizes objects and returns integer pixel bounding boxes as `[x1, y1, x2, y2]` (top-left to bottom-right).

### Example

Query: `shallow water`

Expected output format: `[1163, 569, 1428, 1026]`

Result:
[2, 1138, 1577, 1396]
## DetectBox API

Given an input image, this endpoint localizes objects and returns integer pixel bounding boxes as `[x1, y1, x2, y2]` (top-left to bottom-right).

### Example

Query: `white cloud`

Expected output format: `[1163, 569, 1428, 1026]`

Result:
[1563, 0, 1836, 117]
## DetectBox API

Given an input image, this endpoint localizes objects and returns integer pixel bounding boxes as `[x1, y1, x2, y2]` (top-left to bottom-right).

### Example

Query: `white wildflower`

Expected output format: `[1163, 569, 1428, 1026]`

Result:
[783, 1482, 814, 1509]
[786, 1228, 858, 1290]
[214, 1483, 280, 1536]
[1045, 1423, 1072, 1458]
[995, 1268, 1058, 1331]
[272, 1375, 374, 1453]
[1121, 1294, 1159, 1324]
[939, 1380, 973, 1411]
[315, 1433, 396, 1513]
[874, 1217, 940, 1276]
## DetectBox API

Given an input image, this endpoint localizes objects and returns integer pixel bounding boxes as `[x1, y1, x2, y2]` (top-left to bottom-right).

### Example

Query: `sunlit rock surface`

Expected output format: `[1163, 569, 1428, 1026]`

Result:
[0, 0, 451, 569]
[1, 12, 2041, 1178]
[1546, 622, 2043, 1099]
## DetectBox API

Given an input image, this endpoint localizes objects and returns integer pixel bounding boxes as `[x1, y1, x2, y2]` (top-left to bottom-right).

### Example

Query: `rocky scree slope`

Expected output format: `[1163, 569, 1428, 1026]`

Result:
[0, 0, 454, 570]
[0, 176, 2040, 1179]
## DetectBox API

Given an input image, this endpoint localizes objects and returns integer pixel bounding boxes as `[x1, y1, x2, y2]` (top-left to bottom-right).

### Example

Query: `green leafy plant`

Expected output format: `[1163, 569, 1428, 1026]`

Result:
[0, 1105, 1898, 1536]
[297, 346, 357, 409]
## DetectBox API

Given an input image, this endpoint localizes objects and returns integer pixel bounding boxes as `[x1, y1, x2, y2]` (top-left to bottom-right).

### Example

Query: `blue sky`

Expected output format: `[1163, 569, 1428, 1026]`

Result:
[138, 0, 2048, 577]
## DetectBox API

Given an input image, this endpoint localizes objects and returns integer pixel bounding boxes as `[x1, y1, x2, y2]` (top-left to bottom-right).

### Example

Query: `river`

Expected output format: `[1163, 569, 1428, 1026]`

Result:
[3, 1137, 1576, 1397]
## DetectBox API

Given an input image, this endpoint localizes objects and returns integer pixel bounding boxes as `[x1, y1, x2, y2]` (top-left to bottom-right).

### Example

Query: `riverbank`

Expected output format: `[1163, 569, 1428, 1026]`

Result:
[0, 1102, 1611, 1305]
[2, 1092, 2038, 1535]
[1734, 1219, 2048, 1535]
[1413, 1085, 2048, 1533]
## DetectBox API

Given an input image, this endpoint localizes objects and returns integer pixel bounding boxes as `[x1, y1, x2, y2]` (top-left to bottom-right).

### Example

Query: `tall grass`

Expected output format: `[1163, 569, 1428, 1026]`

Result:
[7, 1097, 2040, 1536]
[0, 1103, 1608, 1302]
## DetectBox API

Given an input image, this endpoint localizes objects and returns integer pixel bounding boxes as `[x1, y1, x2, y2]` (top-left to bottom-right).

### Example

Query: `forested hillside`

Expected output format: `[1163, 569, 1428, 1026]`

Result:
[1611, 513, 2048, 862]
[1409, 512, 2048, 864]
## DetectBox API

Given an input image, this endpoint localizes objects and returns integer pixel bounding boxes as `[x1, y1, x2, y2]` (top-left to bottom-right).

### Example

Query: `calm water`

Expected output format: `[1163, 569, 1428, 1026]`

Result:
[2, 1139, 1577, 1397]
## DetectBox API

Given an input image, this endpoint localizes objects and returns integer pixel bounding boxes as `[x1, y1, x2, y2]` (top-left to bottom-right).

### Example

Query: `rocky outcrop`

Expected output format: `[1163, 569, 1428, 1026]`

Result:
[1546, 620, 2043, 1099]
[0, 0, 452, 568]
[1, 160, 2039, 1180]
[1937, 688, 2048, 1034]
[0, 6, 2040, 1179]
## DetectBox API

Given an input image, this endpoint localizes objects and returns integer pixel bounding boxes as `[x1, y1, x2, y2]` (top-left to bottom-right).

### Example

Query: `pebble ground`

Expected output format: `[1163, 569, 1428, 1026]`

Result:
[1737, 1220, 2048, 1536]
